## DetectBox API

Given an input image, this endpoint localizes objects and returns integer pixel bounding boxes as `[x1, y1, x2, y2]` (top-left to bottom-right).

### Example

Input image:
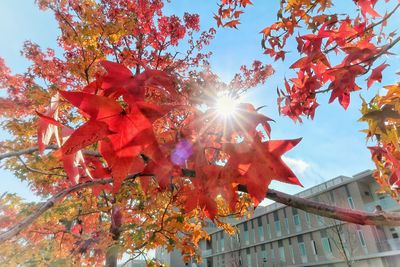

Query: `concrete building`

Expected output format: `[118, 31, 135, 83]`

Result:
[159, 170, 400, 266]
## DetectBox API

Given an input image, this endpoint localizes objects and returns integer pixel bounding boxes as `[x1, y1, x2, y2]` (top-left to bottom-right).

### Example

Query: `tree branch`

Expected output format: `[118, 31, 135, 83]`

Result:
[0, 144, 58, 161]
[1, 146, 400, 243]
[0, 144, 99, 161]
[0, 173, 141, 243]
[265, 189, 400, 227]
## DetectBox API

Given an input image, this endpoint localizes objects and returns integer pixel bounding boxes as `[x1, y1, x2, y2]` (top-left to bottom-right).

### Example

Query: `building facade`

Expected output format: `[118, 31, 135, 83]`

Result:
[159, 170, 400, 266]
[200, 170, 400, 267]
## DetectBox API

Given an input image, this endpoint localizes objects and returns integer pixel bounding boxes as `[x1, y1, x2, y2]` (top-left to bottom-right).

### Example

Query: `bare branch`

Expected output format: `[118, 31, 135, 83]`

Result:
[0, 145, 58, 161]
[0, 145, 100, 162]
[16, 156, 67, 177]
[266, 189, 400, 227]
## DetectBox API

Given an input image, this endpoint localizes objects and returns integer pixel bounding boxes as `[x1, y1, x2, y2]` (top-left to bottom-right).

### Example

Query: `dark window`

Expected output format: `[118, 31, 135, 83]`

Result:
[292, 208, 298, 215]
[244, 223, 248, 231]
[344, 185, 351, 197]
[278, 240, 283, 247]
[283, 208, 287, 218]
[258, 217, 263, 226]
[321, 229, 328, 238]
[297, 235, 304, 243]
[393, 233, 399, 239]
[273, 211, 279, 221]
[329, 191, 335, 202]
[261, 244, 266, 251]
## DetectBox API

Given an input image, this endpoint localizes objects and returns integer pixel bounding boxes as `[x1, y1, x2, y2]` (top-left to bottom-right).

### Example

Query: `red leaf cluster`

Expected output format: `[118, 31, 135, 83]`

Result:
[37, 60, 302, 219]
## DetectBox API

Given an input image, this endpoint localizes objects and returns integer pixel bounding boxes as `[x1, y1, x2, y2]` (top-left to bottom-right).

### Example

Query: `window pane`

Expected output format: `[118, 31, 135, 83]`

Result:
[294, 214, 300, 225]
[247, 254, 252, 267]
[348, 197, 355, 209]
[311, 240, 318, 255]
[258, 226, 264, 241]
[317, 215, 324, 226]
[285, 218, 289, 233]
[358, 230, 366, 247]
[305, 213, 311, 224]
[322, 238, 332, 253]
[275, 221, 281, 232]
[299, 243, 306, 256]
[279, 247, 285, 262]
[289, 245, 295, 263]
[245, 231, 250, 245]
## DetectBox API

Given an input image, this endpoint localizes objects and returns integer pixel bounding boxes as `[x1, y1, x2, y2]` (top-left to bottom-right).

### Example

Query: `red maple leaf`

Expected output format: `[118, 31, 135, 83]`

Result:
[225, 137, 302, 205]
[367, 63, 389, 88]
[59, 91, 152, 190]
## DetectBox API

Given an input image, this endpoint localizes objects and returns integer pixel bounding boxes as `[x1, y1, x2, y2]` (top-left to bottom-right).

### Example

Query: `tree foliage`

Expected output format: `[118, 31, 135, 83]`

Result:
[217, 0, 400, 199]
[1, 0, 400, 266]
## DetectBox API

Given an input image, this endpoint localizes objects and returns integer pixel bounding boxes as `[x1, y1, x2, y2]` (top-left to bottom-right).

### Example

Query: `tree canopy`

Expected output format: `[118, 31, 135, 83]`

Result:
[1, 0, 400, 266]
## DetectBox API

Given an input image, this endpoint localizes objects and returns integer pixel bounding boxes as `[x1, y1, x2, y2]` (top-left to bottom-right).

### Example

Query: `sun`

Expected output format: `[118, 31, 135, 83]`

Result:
[214, 94, 238, 118]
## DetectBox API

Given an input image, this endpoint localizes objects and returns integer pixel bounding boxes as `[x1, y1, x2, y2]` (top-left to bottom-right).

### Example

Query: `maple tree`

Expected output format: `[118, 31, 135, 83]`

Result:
[1, 0, 400, 266]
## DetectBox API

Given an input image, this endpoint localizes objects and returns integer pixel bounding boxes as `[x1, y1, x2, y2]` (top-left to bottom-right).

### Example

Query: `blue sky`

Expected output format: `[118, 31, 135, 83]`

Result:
[1, 0, 398, 203]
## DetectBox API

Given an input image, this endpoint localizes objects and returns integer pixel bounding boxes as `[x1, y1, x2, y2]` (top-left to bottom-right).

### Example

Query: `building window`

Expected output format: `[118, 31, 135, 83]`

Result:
[297, 235, 307, 263]
[283, 209, 289, 234]
[247, 248, 252, 267]
[348, 197, 355, 209]
[258, 222, 264, 241]
[252, 220, 257, 243]
[317, 215, 324, 226]
[329, 191, 336, 204]
[294, 214, 300, 226]
[220, 255, 225, 267]
[311, 240, 318, 255]
[357, 230, 366, 247]
[254, 249, 258, 267]
[220, 232, 224, 252]
[288, 239, 295, 263]
[270, 243, 275, 263]
[321, 238, 332, 254]
[284, 218, 289, 234]
[260, 244, 267, 265]
[274, 211, 281, 236]
[305, 212, 311, 225]
[321, 229, 332, 255]
[293, 208, 301, 231]
[299, 242, 306, 256]
[278, 240, 285, 263]
[274, 221, 281, 236]
[244, 223, 250, 245]
[266, 223, 271, 238]
[390, 227, 399, 239]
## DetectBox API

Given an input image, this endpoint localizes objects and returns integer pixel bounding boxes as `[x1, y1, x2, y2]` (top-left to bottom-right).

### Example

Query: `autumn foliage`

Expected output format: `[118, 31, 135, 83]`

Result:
[216, 0, 400, 200]
[1, 0, 400, 266]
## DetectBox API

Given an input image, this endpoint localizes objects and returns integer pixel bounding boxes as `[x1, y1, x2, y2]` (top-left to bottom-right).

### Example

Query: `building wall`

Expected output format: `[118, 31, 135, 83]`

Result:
[201, 171, 400, 267]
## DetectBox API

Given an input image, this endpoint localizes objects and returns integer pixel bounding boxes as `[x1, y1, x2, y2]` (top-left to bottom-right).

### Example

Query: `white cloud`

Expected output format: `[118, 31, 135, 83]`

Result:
[282, 156, 310, 175]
